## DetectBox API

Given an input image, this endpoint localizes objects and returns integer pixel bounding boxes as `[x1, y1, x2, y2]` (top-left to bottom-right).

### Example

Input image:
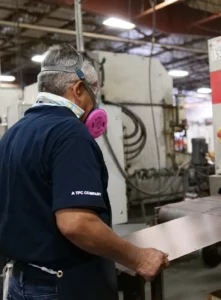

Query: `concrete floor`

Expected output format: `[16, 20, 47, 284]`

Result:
[116, 224, 221, 300]
[146, 254, 221, 300]
[119, 253, 221, 300]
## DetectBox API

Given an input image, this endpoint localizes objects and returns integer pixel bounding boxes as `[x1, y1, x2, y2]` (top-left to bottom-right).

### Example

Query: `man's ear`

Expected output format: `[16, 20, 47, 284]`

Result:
[71, 81, 84, 104]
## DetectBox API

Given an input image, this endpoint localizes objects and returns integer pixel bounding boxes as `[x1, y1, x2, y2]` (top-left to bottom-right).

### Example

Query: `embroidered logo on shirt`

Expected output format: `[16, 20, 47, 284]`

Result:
[71, 191, 101, 196]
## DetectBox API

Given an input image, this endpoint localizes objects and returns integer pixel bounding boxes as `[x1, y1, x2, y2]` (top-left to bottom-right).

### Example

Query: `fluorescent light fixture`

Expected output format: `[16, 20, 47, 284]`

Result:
[196, 94, 208, 98]
[103, 17, 135, 30]
[197, 87, 212, 94]
[32, 54, 45, 63]
[0, 75, 16, 82]
[168, 70, 189, 78]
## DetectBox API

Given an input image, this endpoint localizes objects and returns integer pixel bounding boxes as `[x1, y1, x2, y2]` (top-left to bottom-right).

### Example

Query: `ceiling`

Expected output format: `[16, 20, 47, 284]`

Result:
[0, 0, 220, 92]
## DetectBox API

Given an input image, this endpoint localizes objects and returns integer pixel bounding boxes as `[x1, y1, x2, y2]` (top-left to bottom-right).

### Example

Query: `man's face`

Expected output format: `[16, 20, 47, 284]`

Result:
[78, 83, 95, 122]
[64, 80, 99, 122]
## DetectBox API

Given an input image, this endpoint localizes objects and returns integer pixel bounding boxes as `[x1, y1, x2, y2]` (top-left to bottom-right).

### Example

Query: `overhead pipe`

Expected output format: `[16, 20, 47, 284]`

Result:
[0, 20, 208, 54]
[74, 0, 84, 52]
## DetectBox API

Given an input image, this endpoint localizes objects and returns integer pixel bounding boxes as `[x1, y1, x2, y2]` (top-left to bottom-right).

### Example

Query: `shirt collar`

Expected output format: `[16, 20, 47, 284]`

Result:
[34, 92, 85, 119]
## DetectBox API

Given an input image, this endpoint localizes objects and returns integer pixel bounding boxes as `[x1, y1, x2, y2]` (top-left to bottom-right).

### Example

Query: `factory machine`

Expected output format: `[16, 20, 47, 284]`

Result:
[115, 37, 221, 300]
[157, 36, 221, 269]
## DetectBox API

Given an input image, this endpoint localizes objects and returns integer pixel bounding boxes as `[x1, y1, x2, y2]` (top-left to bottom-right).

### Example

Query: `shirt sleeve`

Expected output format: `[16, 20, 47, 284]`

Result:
[51, 136, 106, 213]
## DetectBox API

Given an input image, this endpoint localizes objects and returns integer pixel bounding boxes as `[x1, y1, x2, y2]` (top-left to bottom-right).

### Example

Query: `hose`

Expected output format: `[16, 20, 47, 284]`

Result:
[123, 110, 139, 140]
[103, 99, 147, 161]
[103, 131, 190, 196]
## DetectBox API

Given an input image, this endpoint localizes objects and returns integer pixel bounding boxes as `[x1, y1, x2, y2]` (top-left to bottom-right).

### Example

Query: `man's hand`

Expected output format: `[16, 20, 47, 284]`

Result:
[134, 248, 169, 281]
[56, 209, 169, 282]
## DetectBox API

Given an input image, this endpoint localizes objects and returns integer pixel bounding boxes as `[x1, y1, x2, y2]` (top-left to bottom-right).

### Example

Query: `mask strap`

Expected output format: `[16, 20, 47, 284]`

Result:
[77, 71, 97, 106]
[41, 53, 97, 107]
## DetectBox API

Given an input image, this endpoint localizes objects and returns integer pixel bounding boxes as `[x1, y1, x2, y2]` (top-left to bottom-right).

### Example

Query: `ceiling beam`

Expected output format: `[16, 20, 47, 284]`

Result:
[171, 58, 208, 69]
[152, 38, 207, 58]
[174, 74, 210, 84]
[0, 19, 208, 54]
[133, 0, 182, 20]
[0, 2, 59, 52]
[163, 53, 208, 67]
[174, 81, 210, 90]
[0, 5, 92, 24]
[190, 12, 221, 27]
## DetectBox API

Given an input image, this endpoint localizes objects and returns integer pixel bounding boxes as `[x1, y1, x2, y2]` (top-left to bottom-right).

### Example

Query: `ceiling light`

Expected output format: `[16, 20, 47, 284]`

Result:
[168, 70, 189, 78]
[196, 94, 208, 98]
[197, 87, 212, 94]
[0, 75, 16, 82]
[103, 17, 135, 30]
[31, 54, 45, 63]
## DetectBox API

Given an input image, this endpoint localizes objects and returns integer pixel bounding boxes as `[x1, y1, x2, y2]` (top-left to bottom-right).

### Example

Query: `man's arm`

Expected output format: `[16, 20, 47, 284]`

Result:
[56, 208, 169, 281]
[52, 136, 169, 281]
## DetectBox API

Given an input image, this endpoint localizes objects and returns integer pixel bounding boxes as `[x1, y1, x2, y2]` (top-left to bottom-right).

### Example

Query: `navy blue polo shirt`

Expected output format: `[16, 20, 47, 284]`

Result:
[0, 105, 118, 298]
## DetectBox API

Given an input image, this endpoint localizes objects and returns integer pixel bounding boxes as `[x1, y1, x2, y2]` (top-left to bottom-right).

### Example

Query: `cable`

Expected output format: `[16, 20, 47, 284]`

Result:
[103, 131, 190, 196]
[102, 99, 191, 195]
[124, 117, 139, 139]
[100, 1, 188, 197]
[131, 168, 176, 180]
[103, 99, 147, 161]
[190, 165, 214, 178]
[123, 108, 140, 140]
[122, 107, 146, 157]
[15, 0, 24, 98]
[148, 0, 162, 204]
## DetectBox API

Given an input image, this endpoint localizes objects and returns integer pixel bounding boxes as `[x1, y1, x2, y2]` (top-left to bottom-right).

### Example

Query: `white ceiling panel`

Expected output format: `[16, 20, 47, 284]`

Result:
[49, 7, 75, 21]
[0, 50, 8, 56]
[37, 18, 67, 27]
[10, 37, 30, 44]
[22, 30, 45, 38]
[0, 8, 12, 19]
[0, 0, 28, 9]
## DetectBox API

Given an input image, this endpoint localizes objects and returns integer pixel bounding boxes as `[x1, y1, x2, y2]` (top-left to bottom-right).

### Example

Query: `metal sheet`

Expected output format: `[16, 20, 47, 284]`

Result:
[113, 224, 147, 237]
[117, 213, 221, 272]
[158, 196, 221, 222]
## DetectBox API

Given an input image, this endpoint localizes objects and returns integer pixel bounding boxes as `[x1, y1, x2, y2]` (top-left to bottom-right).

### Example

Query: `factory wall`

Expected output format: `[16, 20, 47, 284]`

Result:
[186, 101, 213, 122]
[23, 83, 38, 104]
[186, 101, 214, 152]
[0, 87, 22, 120]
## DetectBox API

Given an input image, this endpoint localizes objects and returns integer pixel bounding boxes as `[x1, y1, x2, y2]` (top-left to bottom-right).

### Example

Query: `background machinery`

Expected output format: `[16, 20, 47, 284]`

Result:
[156, 35, 221, 270]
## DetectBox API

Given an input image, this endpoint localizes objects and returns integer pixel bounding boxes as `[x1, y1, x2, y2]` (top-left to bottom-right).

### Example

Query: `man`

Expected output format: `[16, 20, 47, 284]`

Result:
[0, 44, 169, 300]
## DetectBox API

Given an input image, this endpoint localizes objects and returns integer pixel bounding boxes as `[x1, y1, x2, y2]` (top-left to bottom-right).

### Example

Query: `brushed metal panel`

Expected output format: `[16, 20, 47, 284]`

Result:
[117, 214, 221, 272]
[113, 224, 147, 237]
[159, 196, 221, 222]
[97, 105, 127, 225]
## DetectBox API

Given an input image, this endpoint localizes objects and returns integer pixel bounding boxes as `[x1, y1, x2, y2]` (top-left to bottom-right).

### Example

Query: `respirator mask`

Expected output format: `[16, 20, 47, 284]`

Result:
[41, 52, 107, 139]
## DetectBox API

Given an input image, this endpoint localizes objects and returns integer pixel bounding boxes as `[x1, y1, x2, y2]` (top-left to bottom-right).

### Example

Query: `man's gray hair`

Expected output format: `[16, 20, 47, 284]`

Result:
[38, 44, 99, 97]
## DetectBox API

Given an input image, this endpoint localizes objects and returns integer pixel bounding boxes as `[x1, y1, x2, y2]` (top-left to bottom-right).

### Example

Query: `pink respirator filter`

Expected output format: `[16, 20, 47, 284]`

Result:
[85, 108, 108, 139]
